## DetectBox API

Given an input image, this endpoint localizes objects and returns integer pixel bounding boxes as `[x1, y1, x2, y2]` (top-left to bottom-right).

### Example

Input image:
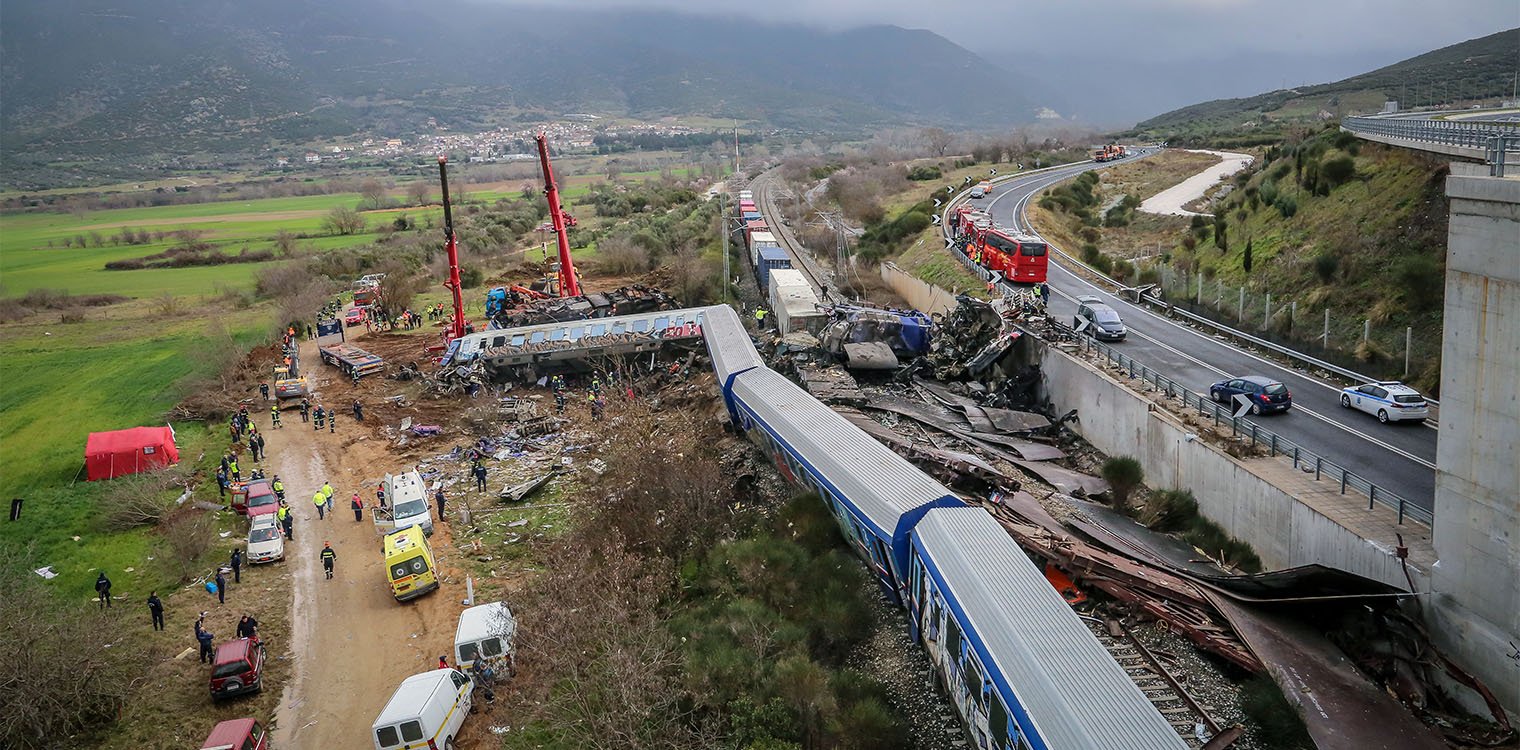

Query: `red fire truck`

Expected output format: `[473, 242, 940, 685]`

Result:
[950, 206, 1049, 284]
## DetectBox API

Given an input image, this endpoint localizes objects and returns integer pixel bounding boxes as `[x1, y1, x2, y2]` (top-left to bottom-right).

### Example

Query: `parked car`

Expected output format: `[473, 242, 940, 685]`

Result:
[231, 479, 278, 518]
[1340, 381, 1429, 423]
[372, 668, 474, 750]
[1074, 297, 1126, 341]
[246, 515, 285, 564]
[200, 718, 270, 750]
[210, 638, 266, 701]
[1210, 375, 1292, 414]
[345, 307, 367, 326]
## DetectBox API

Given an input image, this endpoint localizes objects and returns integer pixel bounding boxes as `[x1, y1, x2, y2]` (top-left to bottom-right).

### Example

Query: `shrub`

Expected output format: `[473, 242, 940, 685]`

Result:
[1181, 234, 1198, 251]
[1313, 253, 1338, 283]
[1395, 254, 1444, 311]
[1258, 180, 1278, 206]
[459, 266, 484, 289]
[906, 165, 941, 181]
[1079, 226, 1102, 244]
[1275, 195, 1298, 218]
[1320, 154, 1356, 187]
[1100, 456, 1144, 504]
[1139, 489, 1198, 533]
[1080, 243, 1102, 264]
[1242, 239, 1254, 274]
[1090, 252, 1113, 275]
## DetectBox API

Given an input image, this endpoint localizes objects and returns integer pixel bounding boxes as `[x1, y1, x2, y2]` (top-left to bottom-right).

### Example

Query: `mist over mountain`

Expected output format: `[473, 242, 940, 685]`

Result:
[0, 0, 1046, 161]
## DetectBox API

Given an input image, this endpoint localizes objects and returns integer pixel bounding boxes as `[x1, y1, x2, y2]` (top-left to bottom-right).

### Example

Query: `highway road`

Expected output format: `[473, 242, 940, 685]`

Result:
[970, 157, 1440, 513]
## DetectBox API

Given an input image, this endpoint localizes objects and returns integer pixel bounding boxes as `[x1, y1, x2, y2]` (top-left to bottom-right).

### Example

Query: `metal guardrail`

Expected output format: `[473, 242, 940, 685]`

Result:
[1074, 333, 1432, 527]
[1341, 115, 1520, 153]
[938, 191, 1432, 527]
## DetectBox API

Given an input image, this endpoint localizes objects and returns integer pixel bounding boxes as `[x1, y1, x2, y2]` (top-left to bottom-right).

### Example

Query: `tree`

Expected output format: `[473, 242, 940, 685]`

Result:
[1242, 238, 1254, 274]
[1214, 216, 1229, 252]
[1100, 456, 1145, 505]
[405, 180, 430, 206]
[359, 178, 389, 210]
[920, 127, 952, 157]
[323, 206, 366, 235]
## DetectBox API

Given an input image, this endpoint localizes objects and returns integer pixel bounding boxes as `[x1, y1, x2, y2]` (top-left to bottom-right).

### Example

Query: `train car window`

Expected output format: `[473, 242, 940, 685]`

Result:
[946, 615, 963, 667]
[569, 327, 585, 341]
[529, 331, 546, 344]
[511, 335, 525, 347]
[590, 324, 607, 336]
[632, 319, 649, 333]
[549, 329, 566, 341]
[612, 322, 626, 334]
[492, 336, 507, 347]
[990, 695, 1011, 747]
[654, 317, 669, 330]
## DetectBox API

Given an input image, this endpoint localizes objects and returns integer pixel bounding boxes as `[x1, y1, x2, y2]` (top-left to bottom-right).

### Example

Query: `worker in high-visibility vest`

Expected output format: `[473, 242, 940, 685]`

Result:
[313, 490, 328, 520]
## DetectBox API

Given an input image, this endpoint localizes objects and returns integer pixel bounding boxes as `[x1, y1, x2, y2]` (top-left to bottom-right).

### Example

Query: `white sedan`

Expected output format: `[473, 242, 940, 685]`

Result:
[1340, 381, 1429, 423]
[247, 515, 285, 564]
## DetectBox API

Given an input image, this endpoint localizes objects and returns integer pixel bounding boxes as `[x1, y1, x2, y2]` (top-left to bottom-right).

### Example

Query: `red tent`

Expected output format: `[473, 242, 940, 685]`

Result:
[85, 426, 179, 481]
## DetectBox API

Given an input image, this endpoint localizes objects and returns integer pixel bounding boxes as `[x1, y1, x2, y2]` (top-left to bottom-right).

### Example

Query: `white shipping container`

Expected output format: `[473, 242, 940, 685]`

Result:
[768, 270, 823, 335]
[749, 231, 780, 266]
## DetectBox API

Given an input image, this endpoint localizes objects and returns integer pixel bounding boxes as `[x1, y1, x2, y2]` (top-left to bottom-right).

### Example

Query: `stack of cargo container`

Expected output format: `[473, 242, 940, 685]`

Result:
[748, 230, 780, 267]
[756, 246, 792, 290]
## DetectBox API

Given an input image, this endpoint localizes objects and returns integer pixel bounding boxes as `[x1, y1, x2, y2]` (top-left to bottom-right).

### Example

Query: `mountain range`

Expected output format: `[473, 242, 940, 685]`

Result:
[0, 0, 1046, 163]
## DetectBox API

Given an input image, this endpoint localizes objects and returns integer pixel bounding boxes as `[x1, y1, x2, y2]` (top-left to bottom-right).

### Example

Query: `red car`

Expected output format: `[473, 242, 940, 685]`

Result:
[345, 307, 367, 326]
[210, 638, 266, 701]
[230, 479, 279, 519]
[201, 718, 270, 750]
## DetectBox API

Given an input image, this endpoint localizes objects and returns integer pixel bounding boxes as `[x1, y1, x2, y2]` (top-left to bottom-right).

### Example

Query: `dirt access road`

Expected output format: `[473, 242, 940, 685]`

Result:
[266, 329, 470, 749]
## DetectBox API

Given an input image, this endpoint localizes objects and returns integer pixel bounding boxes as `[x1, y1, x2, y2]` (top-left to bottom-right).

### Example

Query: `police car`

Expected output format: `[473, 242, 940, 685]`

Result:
[1340, 381, 1429, 423]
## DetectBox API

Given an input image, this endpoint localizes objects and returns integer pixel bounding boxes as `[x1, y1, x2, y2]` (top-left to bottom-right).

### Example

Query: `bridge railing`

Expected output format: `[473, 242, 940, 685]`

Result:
[1071, 333, 1433, 526]
[1341, 115, 1520, 152]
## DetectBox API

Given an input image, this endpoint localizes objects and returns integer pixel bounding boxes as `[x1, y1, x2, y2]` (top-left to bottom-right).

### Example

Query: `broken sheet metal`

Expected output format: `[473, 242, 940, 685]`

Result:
[1207, 594, 1448, 750]
[842, 341, 899, 370]
[795, 365, 866, 405]
[949, 429, 1065, 461]
[499, 471, 560, 504]
[1010, 459, 1108, 497]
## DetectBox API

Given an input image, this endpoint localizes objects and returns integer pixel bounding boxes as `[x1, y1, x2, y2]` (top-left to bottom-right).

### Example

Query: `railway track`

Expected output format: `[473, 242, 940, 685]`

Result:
[1084, 619, 1218, 749]
[749, 168, 842, 304]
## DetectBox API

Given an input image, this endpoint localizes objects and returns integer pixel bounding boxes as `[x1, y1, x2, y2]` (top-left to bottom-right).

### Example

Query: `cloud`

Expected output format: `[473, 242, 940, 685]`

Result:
[478, 0, 1516, 62]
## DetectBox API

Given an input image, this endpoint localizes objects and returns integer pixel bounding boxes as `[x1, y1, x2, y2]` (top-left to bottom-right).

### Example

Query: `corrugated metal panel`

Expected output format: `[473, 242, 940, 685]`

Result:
[916, 508, 1187, 750]
[701, 305, 764, 383]
[731, 368, 954, 538]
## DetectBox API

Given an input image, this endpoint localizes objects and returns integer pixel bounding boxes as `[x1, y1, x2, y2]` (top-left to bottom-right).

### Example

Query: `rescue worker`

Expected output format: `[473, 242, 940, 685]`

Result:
[1031, 284, 1042, 306]
[313, 489, 327, 520]
[320, 542, 336, 580]
[473, 463, 487, 492]
[147, 591, 165, 631]
[230, 548, 243, 584]
[328, 409, 337, 433]
[313, 406, 325, 431]
[299, 398, 310, 423]
[754, 307, 768, 327]
[351, 369, 361, 387]
[589, 393, 604, 421]
[270, 404, 281, 428]
[216, 467, 229, 499]
[196, 620, 215, 663]
[434, 488, 446, 522]
[352, 399, 364, 422]
[214, 568, 227, 604]
[321, 481, 335, 517]
[272, 475, 286, 502]
[259, 382, 270, 400]
[229, 457, 240, 483]
[376, 483, 387, 510]
[278, 502, 293, 540]
[95, 571, 112, 609]
[555, 391, 567, 413]
[351, 492, 364, 522]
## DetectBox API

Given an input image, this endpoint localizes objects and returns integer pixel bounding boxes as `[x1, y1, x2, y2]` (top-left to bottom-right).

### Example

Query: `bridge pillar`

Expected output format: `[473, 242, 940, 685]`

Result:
[1431, 164, 1520, 713]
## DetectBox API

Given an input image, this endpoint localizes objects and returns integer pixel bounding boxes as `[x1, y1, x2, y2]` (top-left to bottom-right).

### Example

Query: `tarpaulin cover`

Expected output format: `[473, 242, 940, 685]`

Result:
[85, 426, 179, 481]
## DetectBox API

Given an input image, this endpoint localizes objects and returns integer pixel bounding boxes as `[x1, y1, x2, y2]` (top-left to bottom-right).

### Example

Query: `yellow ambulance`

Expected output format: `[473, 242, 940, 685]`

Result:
[383, 525, 439, 602]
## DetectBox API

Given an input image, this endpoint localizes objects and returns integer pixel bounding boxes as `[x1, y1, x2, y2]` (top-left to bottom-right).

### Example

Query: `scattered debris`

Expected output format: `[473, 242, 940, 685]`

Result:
[499, 471, 561, 503]
[33, 566, 57, 579]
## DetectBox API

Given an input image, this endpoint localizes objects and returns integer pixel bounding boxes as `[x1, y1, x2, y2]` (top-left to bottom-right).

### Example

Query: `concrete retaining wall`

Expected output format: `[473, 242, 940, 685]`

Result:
[881, 262, 959, 317]
[1033, 338, 1422, 591]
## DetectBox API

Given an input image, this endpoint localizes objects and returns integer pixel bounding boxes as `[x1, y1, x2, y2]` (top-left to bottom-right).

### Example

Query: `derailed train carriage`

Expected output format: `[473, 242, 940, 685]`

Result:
[442, 308, 709, 382]
[700, 304, 1185, 750]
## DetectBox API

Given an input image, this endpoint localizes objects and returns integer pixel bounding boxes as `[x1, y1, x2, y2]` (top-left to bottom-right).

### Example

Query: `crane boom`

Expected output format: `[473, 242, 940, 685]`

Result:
[535, 132, 581, 297]
[438, 156, 467, 341]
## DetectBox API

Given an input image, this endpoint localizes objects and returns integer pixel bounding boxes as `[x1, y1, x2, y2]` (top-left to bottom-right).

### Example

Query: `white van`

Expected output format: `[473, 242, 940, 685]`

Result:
[381, 471, 433, 537]
[371, 668, 473, 750]
[454, 601, 517, 673]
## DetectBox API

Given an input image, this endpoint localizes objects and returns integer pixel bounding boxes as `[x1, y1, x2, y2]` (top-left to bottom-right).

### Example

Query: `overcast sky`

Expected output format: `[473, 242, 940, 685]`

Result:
[486, 0, 1518, 64]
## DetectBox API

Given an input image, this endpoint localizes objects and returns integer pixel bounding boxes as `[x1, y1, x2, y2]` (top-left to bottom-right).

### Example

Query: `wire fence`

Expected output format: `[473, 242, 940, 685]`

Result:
[939, 203, 1433, 527]
[1073, 333, 1432, 526]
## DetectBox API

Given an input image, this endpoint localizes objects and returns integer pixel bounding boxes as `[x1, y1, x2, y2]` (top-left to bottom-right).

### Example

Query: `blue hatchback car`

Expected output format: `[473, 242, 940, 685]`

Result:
[1210, 375, 1292, 414]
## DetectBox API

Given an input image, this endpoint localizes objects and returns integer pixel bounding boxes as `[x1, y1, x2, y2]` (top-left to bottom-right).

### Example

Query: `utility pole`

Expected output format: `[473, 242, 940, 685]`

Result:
[720, 193, 731, 304]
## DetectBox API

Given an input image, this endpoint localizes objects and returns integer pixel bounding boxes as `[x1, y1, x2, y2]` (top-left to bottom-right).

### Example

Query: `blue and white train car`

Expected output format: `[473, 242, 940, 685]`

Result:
[908, 507, 1187, 750]
[725, 365, 963, 600]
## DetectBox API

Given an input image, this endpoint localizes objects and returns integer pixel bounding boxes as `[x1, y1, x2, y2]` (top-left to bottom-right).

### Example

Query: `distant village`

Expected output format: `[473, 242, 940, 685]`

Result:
[276, 116, 708, 168]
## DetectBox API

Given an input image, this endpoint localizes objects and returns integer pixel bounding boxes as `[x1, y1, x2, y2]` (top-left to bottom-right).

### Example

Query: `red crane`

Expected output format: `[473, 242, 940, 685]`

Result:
[535, 132, 582, 298]
[437, 156, 467, 342]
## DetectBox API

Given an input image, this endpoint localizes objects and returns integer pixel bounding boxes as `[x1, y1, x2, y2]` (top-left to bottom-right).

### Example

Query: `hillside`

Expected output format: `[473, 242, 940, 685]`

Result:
[0, 1, 1041, 165]
[1134, 27, 1519, 139]
[1032, 134, 1451, 390]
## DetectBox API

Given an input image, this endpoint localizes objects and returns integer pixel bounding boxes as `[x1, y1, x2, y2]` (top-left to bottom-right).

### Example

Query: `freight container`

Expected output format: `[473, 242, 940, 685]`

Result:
[739, 200, 757, 213]
[742, 211, 762, 225]
[744, 219, 768, 246]
[749, 231, 780, 266]
[768, 269, 824, 335]
[756, 246, 792, 291]
[738, 190, 753, 201]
